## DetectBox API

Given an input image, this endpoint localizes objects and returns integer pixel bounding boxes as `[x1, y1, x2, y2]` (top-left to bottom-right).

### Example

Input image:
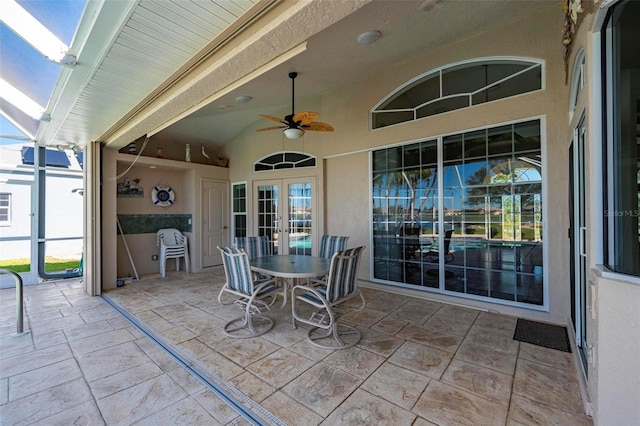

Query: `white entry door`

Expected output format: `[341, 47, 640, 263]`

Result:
[202, 179, 228, 267]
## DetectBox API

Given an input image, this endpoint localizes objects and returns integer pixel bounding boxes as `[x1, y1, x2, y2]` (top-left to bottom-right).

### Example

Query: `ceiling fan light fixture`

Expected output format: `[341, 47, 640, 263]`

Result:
[357, 30, 381, 45]
[284, 127, 304, 139]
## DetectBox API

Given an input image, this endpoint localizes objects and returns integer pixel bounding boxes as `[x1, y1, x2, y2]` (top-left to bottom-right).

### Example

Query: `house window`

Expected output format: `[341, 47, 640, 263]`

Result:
[0, 193, 10, 225]
[232, 183, 247, 240]
[371, 58, 543, 129]
[602, 0, 640, 276]
[254, 152, 316, 171]
[372, 119, 544, 307]
[569, 49, 585, 120]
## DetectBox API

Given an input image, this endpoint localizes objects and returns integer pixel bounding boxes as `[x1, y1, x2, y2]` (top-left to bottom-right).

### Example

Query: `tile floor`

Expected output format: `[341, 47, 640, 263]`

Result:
[0, 268, 593, 425]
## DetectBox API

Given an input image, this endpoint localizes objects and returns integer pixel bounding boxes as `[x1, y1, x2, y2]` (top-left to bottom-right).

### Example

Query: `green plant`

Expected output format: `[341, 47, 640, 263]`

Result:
[0, 258, 81, 273]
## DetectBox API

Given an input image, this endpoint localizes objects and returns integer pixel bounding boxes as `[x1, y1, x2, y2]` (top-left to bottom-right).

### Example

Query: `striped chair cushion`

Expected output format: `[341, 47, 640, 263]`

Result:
[219, 246, 253, 294]
[234, 236, 271, 259]
[318, 235, 349, 259]
[325, 246, 364, 302]
[234, 236, 271, 280]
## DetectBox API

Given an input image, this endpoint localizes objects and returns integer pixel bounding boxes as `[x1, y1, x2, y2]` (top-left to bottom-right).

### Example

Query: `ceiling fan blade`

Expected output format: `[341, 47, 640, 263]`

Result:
[292, 111, 319, 125]
[302, 121, 334, 132]
[259, 114, 287, 124]
[256, 125, 286, 132]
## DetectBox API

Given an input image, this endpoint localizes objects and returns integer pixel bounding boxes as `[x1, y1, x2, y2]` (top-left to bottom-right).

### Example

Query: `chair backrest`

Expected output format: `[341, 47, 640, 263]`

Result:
[217, 246, 254, 294]
[325, 246, 365, 302]
[400, 223, 420, 236]
[157, 228, 184, 247]
[443, 229, 454, 253]
[234, 236, 270, 259]
[318, 235, 349, 259]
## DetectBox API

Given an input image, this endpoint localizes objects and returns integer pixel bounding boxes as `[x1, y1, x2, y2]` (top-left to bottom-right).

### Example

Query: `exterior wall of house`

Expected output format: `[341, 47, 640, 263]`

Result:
[95, 3, 639, 422]
[101, 149, 229, 290]
[591, 271, 640, 424]
[568, 4, 640, 424]
[228, 5, 570, 323]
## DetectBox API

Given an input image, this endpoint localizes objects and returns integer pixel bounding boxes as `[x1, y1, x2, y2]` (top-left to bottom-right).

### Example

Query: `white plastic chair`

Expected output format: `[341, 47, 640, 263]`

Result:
[156, 228, 190, 277]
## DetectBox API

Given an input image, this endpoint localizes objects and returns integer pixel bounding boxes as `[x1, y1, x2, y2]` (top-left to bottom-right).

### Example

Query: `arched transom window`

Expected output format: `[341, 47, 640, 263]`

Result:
[254, 151, 316, 171]
[371, 57, 544, 129]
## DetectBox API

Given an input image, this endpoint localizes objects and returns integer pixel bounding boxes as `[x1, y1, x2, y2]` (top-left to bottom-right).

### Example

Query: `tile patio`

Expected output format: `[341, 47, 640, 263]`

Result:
[0, 268, 592, 425]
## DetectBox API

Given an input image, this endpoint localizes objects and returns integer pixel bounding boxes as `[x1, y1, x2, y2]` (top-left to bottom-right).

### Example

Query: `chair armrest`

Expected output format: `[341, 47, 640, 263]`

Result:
[308, 277, 327, 286]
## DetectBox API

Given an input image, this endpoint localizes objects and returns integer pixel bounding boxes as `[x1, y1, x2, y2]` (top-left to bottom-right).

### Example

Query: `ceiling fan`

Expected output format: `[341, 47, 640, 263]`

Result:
[257, 72, 334, 139]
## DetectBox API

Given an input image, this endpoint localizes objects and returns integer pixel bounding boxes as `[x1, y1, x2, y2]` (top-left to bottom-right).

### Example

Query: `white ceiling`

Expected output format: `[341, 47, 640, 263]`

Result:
[37, 0, 556, 152]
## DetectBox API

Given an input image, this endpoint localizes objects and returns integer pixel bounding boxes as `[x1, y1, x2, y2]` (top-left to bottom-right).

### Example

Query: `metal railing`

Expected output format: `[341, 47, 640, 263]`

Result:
[0, 269, 29, 337]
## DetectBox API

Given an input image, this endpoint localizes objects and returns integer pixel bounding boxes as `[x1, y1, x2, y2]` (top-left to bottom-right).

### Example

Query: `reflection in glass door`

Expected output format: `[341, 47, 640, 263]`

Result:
[255, 178, 316, 255]
[371, 120, 544, 307]
[255, 181, 279, 255]
[286, 181, 313, 255]
[570, 116, 588, 372]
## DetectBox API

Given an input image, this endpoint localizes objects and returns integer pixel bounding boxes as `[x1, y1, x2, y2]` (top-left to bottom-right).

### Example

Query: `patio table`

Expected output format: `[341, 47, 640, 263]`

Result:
[250, 255, 331, 306]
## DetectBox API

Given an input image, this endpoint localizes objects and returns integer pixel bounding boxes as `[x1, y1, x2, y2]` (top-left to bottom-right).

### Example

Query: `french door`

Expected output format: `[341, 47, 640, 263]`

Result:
[570, 115, 588, 371]
[254, 177, 317, 255]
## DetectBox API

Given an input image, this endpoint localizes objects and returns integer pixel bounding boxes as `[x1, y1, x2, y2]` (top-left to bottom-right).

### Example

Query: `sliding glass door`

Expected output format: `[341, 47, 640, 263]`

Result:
[372, 119, 544, 307]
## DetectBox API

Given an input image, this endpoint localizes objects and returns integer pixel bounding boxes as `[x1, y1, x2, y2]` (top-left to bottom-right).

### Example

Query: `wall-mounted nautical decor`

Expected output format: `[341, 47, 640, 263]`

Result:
[117, 178, 144, 198]
[152, 185, 175, 206]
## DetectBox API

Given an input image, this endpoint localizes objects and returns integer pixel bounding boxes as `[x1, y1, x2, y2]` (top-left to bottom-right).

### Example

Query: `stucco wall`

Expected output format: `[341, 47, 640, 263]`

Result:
[566, 4, 640, 424]
[591, 271, 640, 425]
[324, 152, 371, 278]
[228, 5, 570, 323]
[102, 149, 228, 289]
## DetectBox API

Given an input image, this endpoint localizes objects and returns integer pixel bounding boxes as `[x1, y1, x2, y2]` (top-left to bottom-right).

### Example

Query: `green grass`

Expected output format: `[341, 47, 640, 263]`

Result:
[0, 258, 81, 273]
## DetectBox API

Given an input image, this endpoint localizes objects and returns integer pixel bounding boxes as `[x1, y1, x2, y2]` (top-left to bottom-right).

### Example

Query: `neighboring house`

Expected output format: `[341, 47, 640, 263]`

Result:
[0, 144, 83, 287]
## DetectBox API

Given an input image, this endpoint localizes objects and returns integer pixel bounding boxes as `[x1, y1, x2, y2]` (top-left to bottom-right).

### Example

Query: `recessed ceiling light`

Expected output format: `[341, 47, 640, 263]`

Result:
[235, 96, 252, 104]
[218, 104, 233, 110]
[357, 30, 381, 45]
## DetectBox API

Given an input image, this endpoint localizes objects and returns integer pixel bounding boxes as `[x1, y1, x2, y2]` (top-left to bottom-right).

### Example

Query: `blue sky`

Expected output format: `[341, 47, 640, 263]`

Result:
[0, 0, 87, 146]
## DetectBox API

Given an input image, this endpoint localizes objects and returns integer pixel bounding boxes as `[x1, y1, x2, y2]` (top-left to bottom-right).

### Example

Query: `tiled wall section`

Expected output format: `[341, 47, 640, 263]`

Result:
[117, 214, 192, 235]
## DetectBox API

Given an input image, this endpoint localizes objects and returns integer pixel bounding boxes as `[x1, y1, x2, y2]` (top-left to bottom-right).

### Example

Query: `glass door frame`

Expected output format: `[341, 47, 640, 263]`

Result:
[570, 113, 589, 372]
[370, 118, 547, 310]
[253, 176, 318, 256]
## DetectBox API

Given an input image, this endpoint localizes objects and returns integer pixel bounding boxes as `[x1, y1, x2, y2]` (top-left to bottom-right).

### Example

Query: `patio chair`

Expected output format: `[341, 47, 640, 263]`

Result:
[311, 235, 349, 284]
[234, 236, 272, 280]
[400, 224, 421, 261]
[156, 228, 190, 277]
[318, 235, 349, 259]
[217, 246, 280, 338]
[425, 229, 455, 263]
[291, 246, 366, 349]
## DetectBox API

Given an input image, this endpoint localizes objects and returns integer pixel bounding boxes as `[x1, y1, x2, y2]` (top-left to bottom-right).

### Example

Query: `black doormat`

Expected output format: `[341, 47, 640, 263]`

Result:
[513, 319, 571, 353]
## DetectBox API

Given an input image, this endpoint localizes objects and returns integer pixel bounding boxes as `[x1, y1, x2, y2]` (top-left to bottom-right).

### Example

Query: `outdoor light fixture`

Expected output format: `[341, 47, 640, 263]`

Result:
[357, 30, 382, 45]
[283, 128, 304, 139]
